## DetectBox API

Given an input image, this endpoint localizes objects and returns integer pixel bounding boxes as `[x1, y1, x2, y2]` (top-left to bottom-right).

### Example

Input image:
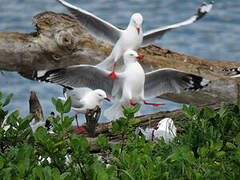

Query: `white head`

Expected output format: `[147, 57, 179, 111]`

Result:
[123, 49, 143, 64]
[130, 13, 143, 34]
[93, 89, 110, 102]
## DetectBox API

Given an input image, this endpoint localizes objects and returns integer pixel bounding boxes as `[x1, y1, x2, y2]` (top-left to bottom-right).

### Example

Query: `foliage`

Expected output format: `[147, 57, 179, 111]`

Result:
[0, 92, 240, 179]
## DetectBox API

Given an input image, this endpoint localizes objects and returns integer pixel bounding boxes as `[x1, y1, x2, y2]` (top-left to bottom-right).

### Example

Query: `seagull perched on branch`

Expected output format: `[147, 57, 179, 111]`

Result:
[58, 87, 110, 134]
[36, 49, 210, 120]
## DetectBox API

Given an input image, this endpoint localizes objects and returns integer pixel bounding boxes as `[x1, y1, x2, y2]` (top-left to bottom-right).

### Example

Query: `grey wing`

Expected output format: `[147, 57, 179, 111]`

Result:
[56, 0, 122, 44]
[37, 65, 121, 99]
[144, 68, 210, 99]
[142, 1, 214, 47]
[64, 87, 91, 108]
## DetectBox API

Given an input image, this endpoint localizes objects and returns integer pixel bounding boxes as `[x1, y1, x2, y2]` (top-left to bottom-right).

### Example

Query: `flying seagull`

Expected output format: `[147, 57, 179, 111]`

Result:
[36, 49, 210, 120]
[56, 0, 214, 78]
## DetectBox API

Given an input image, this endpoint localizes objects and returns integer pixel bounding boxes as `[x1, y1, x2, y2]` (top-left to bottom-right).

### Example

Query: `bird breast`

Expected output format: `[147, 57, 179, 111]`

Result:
[121, 28, 143, 50]
[123, 63, 145, 93]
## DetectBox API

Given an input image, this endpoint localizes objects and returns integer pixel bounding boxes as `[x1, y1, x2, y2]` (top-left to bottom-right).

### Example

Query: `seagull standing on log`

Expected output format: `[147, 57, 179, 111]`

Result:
[56, 0, 214, 78]
[58, 87, 110, 134]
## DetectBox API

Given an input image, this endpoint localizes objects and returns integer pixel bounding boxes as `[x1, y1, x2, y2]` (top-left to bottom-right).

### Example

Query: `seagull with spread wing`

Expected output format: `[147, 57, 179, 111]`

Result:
[36, 49, 210, 120]
[56, 0, 214, 78]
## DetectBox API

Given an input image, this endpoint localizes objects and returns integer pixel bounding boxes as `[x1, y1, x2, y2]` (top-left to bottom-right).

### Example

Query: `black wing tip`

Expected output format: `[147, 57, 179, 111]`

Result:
[34, 69, 73, 90]
[196, 1, 214, 20]
[222, 67, 240, 75]
[184, 75, 210, 91]
[63, 86, 74, 94]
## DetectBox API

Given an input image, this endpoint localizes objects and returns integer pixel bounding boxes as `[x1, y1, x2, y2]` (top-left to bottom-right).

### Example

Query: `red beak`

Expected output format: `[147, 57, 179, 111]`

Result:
[137, 27, 140, 34]
[153, 126, 159, 130]
[104, 97, 111, 102]
[136, 56, 143, 60]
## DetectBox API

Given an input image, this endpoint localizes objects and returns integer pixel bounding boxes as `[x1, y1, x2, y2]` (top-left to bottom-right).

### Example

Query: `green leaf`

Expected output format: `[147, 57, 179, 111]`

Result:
[60, 172, 71, 180]
[34, 126, 49, 144]
[33, 166, 44, 179]
[236, 133, 240, 145]
[182, 104, 191, 119]
[132, 104, 141, 113]
[17, 158, 30, 177]
[0, 92, 2, 101]
[52, 168, 60, 180]
[97, 171, 108, 180]
[216, 151, 226, 157]
[215, 140, 223, 151]
[63, 97, 72, 113]
[2, 93, 13, 107]
[7, 111, 19, 127]
[62, 116, 74, 130]
[0, 156, 4, 169]
[119, 169, 135, 180]
[226, 142, 236, 150]
[97, 134, 109, 149]
[129, 119, 140, 125]
[51, 97, 57, 106]
[56, 99, 64, 113]
[43, 166, 52, 180]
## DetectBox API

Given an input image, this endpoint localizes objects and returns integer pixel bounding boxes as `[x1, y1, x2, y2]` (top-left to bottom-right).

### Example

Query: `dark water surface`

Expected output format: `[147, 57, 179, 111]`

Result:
[0, 0, 239, 124]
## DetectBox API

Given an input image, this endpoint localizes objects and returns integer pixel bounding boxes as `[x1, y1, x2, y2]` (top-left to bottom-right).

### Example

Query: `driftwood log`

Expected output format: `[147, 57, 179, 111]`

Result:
[1, 11, 240, 105]
[86, 103, 223, 152]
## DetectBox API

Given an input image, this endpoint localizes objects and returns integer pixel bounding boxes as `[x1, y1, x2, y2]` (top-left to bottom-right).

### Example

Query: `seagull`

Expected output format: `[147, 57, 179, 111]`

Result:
[56, 0, 214, 78]
[58, 87, 110, 134]
[36, 49, 210, 120]
[137, 118, 177, 143]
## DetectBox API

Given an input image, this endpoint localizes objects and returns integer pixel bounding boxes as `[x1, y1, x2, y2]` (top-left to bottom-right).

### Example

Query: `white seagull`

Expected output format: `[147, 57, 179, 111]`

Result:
[56, 0, 214, 78]
[58, 87, 110, 133]
[137, 118, 177, 143]
[37, 49, 210, 120]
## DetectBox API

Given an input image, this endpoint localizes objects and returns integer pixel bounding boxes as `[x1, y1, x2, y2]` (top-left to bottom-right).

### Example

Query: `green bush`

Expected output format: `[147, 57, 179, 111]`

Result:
[0, 92, 240, 179]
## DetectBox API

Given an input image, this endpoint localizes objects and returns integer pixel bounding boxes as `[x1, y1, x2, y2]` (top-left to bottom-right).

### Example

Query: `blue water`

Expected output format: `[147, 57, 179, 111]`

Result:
[0, 0, 239, 124]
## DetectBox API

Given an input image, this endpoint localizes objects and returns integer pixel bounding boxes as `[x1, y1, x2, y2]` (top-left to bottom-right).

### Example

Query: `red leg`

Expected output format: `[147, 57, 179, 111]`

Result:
[75, 113, 79, 127]
[130, 100, 138, 106]
[144, 101, 165, 107]
[75, 113, 85, 134]
[108, 62, 118, 79]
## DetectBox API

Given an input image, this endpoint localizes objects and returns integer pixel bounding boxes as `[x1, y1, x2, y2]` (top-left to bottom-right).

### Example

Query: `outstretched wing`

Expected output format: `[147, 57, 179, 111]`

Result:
[36, 65, 122, 99]
[142, 1, 214, 47]
[56, 0, 122, 44]
[144, 68, 210, 98]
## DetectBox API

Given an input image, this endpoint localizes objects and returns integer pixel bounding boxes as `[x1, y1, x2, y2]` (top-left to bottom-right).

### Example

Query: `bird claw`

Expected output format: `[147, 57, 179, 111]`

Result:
[108, 71, 118, 79]
[75, 126, 86, 134]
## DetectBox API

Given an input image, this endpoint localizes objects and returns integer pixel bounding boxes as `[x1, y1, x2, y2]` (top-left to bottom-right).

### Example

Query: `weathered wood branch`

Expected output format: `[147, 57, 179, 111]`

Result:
[1, 11, 240, 105]
[86, 103, 223, 152]
[29, 91, 44, 123]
